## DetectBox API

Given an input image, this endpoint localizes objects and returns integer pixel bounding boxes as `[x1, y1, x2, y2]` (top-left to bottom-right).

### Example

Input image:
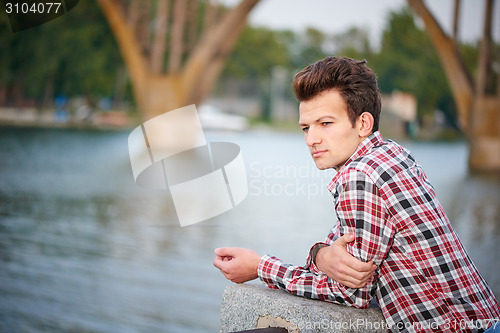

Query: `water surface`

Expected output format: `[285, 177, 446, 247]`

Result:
[0, 127, 498, 332]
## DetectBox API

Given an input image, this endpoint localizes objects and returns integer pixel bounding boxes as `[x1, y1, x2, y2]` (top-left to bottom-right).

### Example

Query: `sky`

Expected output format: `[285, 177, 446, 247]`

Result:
[224, 0, 500, 48]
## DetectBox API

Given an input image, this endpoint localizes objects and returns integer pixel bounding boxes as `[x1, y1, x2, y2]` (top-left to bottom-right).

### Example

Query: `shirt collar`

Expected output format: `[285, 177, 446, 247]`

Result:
[327, 131, 384, 191]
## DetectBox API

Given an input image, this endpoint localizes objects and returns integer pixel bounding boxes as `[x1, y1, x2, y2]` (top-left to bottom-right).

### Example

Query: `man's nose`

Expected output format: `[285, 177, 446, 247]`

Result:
[305, 127, 321, 147]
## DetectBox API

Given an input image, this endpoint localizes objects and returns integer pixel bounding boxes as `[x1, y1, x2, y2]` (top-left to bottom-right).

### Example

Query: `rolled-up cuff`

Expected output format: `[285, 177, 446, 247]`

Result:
[306, 242, 329, 274]
[257, 255, 280, 289]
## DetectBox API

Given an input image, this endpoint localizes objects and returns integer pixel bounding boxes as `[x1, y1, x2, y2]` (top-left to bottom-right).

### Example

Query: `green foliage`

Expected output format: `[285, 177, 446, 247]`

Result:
[220, 25, 293, 119]
[370, 6, 454, 121]
[292, 27, 329, 69]
[331, 27, 373, 61]
[1, 0, 489, 127]
[222, 26, 291, 78]
[0, 1, 124, 106]
[221, 5, 464, 124]
[459, 42, 480, 79]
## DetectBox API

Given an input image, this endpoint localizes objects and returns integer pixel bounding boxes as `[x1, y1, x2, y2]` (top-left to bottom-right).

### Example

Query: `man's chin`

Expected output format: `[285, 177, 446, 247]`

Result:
[313, 162, 331, 170]
[313, 159, 339, 170]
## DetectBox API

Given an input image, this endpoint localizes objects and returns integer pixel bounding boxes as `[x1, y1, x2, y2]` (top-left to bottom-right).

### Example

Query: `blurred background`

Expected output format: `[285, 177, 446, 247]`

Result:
[0, 0, 499, 332]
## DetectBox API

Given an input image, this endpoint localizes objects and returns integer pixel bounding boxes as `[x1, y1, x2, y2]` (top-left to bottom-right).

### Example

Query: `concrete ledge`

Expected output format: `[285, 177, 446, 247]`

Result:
[220, 284, 387, 333]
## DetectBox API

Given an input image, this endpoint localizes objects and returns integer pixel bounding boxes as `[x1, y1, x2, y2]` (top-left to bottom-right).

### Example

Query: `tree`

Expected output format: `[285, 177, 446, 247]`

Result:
[408, 0, 500, 172]
[217, 25, 292, 119]
[0, 1, 123, 108]
[96, 0, 261, 121]
[331, 27, 373, 61]
[222, 26, 291, 79]
[293, 27, 329, 70]
[372, 7, 452, 122]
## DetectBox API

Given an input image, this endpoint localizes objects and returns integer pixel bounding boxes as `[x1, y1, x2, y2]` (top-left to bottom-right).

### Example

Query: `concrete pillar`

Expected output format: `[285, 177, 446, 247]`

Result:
[469, 97, 500, 173]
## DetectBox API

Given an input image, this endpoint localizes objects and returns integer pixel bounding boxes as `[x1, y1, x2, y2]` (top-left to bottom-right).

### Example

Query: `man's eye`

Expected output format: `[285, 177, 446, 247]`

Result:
[321, 122, 332, 126]
[301, 127, 309, 132]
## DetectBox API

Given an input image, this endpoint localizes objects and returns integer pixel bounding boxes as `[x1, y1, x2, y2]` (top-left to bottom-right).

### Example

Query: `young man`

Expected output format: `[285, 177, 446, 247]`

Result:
[213, 57, 500, 332]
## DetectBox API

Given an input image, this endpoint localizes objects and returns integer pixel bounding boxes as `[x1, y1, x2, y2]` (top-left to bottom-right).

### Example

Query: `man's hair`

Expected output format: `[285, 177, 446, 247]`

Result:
[293, 56, 381, 132]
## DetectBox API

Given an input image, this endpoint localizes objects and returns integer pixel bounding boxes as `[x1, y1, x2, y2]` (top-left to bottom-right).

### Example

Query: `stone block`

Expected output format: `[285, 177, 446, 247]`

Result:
[220, 284, 387, 333]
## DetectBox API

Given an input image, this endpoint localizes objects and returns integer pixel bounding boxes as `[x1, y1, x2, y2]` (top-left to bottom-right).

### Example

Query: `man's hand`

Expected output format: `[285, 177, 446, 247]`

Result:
[316, 234, 377, 288]
[213, 247, 261, 284]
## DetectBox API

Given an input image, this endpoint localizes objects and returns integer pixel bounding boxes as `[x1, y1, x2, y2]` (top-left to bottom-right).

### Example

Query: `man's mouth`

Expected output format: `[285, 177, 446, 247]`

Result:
[312, 150, 327, 158]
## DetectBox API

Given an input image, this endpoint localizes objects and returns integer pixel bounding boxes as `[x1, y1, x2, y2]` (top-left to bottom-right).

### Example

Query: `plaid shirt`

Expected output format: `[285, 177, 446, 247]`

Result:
[257, 131, 500, 332]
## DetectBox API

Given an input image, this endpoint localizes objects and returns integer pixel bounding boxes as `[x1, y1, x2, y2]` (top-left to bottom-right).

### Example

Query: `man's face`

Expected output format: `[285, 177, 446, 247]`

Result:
[298, 90, 364, 170]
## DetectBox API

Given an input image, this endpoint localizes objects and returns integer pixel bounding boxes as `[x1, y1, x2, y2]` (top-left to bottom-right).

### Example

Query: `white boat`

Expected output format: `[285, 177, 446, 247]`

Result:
[198, 104, 248, 131]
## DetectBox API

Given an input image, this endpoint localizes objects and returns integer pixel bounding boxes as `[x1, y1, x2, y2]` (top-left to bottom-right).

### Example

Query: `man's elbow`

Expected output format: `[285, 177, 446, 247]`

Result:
[351, 299, 373, 309]
[341, 289, 376, 309]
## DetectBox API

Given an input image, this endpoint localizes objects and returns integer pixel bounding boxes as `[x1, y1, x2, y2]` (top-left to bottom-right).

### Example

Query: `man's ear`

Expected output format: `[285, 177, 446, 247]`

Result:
[357, 112, 374, 137]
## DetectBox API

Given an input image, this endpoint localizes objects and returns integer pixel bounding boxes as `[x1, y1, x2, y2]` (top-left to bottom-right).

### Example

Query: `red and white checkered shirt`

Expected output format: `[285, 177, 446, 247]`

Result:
[257, 131, 500, 332]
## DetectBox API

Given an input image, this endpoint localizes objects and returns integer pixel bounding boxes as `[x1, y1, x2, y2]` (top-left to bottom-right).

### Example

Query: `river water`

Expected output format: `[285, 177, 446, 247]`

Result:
[0, 126, 499, 332]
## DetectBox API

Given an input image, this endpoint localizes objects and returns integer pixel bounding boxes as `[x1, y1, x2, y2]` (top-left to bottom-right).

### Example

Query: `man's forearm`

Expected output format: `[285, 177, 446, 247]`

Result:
[309, 234, 377, 289]
[257, 254, 376, 309]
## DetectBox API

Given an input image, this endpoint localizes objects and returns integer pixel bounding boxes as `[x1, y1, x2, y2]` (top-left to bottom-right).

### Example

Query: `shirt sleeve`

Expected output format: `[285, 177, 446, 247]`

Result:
[257, 253, 360, 306]
[257, 169, 393, 308]
[336, 169, 394, 269]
